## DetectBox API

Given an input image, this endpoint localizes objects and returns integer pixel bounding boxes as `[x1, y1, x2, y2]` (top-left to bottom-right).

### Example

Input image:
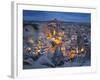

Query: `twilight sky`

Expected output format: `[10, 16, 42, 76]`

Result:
[23, 10, 91, 23]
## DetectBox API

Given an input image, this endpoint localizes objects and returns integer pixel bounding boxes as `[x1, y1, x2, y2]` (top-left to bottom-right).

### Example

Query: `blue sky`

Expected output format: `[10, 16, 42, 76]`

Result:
[23, 10, 91, 23]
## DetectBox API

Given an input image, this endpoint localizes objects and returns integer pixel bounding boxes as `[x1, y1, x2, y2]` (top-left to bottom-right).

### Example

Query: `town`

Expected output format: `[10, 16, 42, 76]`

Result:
[23, 18, 91, 69]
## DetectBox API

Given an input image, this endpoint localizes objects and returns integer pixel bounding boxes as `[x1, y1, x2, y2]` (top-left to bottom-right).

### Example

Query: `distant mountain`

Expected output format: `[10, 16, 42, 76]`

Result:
[23, 20, 91, 27]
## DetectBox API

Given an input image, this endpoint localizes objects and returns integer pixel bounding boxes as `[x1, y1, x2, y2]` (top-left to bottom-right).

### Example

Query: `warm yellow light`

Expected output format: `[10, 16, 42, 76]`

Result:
[37, 50, 40, 53]
[61, 47, 65, 51]
[47, 33, 52, 40]
[51, 37, 55, 41]
[58, 37, 62, 40]
[55, 38, 61, 44]
[81, 48, 84, 52]
[71, 50, 76, 53]
[53, 30, 56, 35]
